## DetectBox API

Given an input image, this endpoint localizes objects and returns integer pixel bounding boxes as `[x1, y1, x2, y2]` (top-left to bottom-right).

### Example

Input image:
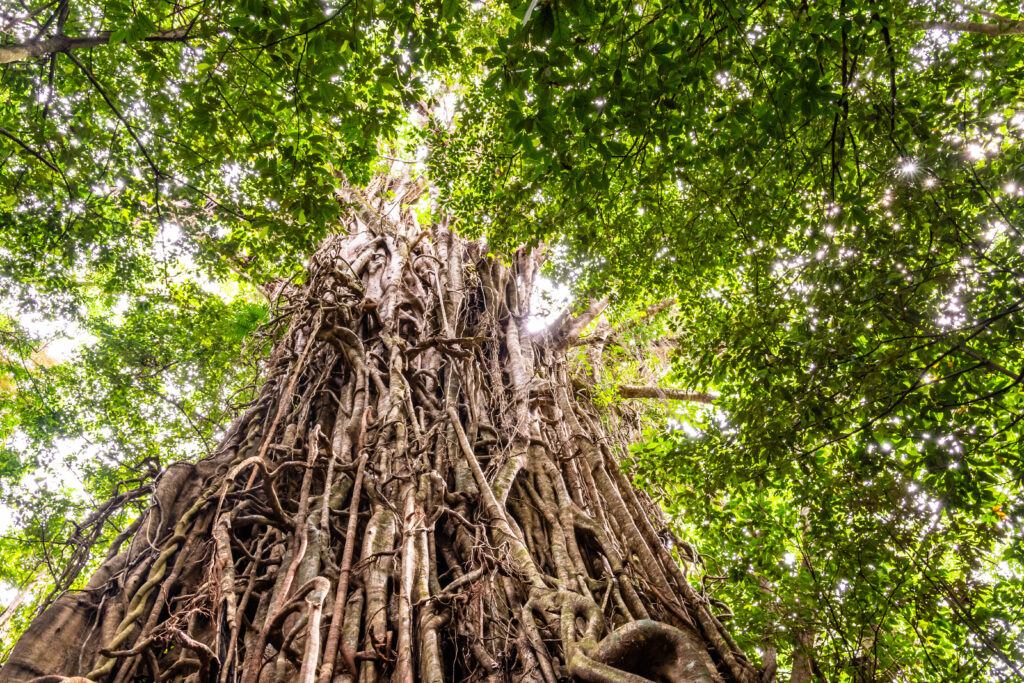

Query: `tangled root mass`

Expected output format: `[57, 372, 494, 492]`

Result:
[2, 181, 756, 683]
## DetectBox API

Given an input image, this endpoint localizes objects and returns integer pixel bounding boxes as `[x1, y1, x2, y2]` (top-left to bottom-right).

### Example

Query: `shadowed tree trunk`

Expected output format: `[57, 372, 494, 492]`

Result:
[0, 178, 756, 683]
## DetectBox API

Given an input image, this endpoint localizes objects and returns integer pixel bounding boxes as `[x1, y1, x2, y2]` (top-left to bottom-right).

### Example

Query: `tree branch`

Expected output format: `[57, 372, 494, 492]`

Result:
[915, 18, 1024, 36]
[618, 384, 716, 404]
[0, 124, 62, 173]
[64, 51, 162, 185]
[952, 1, 1011, 22]
[575, 297, 677, 346]
[0, 27, 187, 64]
[548, 295, 610, 348]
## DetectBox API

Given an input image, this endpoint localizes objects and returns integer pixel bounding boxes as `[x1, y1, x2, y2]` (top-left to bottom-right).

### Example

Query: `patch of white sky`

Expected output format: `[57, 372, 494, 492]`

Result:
[154, 220, 243, 300]
[526, 275, 572, 334]
[664, 406, 716, 439]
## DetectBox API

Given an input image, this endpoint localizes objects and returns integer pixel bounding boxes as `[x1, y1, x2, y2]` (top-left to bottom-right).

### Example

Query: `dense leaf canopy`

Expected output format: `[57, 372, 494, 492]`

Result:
[1, 0, 1023, 679]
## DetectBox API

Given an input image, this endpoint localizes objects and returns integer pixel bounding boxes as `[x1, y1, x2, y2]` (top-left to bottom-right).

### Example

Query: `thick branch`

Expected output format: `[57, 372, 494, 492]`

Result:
[575, 297, 677, 347]
[618, 384, 715, 404]
[549, 295, 610, 348]
[916, 19, 1024, 35]
[0, 28, 187, 64]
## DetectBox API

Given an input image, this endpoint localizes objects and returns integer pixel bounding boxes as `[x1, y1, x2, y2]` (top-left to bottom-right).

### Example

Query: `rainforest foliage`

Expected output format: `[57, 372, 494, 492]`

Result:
[0, 0, 1022, 679]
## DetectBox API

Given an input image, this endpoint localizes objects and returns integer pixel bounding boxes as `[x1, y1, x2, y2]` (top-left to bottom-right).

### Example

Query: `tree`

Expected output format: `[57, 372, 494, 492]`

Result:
[2, 0, 1024, 680]
[1, 178, 758, 682]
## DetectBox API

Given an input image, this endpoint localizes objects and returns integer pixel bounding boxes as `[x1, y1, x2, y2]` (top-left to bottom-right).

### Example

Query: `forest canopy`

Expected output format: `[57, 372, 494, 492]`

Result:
[1, 0, 1023, 680]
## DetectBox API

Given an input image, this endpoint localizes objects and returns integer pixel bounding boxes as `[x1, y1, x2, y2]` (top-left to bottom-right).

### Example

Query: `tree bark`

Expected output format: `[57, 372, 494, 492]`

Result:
[0, 28, 187, 64]
[0, 178, 756, 683]
[617, 385, 716, 404]
[788, 630, 815, 683]
[914, 18, 1024, 35]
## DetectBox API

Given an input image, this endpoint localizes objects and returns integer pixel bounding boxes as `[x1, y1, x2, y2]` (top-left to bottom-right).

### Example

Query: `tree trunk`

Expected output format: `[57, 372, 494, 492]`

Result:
[0, 179, 756, 683]
[788, 631, 815, 683]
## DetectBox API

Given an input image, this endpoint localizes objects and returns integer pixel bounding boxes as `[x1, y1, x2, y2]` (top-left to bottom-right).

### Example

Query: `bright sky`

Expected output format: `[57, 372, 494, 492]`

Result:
[526, 275, 572, 333]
